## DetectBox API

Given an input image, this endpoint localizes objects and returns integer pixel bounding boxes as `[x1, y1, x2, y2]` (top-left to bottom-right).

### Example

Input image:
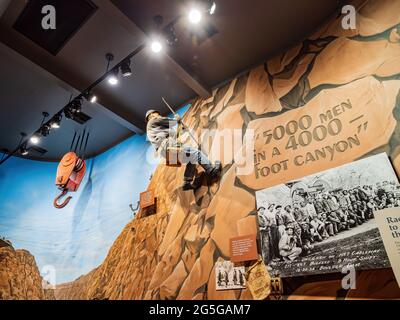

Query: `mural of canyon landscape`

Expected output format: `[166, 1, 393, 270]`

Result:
[1, 0, 400, 300]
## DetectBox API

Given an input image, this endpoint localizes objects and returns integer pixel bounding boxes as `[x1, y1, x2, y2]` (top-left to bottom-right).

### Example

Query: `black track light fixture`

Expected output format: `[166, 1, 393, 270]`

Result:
[105, 53, 119, 85]
[18, 132, 29, 156]
[64, 107, 74, 120]
[120, 59, 132, 77]
[40, 124, 51, 137]
[19, 142, 29, 156]
[84, 91, 97, 104]
[208, 1, 216, 15]
[188, 1, 216, 24]
[150, 16, 164, 54]
[72, 98, 82, 113]
[64, 98, 82, 120]
[165, 24, 179, 47]
[40, 111, 50, 126]
[30, 131, 41, 145]
[108, 68, 119, 85]
[50, 114, 62, 129]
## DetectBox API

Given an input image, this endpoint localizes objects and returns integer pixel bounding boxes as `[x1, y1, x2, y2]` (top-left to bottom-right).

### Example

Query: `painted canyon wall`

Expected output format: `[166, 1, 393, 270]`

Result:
[56, 0, 400, 300]
[0, 246, 55, 300]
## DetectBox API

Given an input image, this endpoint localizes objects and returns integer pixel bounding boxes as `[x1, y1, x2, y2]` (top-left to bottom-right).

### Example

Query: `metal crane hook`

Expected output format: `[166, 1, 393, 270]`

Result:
[53, 189, 72, 209]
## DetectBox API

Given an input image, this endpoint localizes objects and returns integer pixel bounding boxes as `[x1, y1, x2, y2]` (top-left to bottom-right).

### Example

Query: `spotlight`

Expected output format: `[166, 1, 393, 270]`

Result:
[64, 107, 73, 120]
[30, 133, 41, 144]
[188, 8, 202, 24]
[71, 99, 82, 113]
[64, 99, 82, 120]
[120, 60, 132, 77]
[209, 1, 216, 15]
[18, 133, 28, 155]
[108, 69, 119, 85]
[151, 40, 163, 53]
[84, 92, 97, 104]
[50, 114, 62, 129]
[20, 144, 29, 156]
[40, 124, 51, 137]
[165, 24, 179, 47]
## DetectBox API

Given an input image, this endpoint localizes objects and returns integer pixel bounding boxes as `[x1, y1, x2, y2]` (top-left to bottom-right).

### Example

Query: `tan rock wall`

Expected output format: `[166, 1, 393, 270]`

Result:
[56, 0, 400, 300]
[0, 247, 55, 300]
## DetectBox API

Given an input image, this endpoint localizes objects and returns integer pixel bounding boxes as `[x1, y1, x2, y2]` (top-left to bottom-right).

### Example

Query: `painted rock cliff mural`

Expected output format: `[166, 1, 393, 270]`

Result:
[55, 0, 400, 300]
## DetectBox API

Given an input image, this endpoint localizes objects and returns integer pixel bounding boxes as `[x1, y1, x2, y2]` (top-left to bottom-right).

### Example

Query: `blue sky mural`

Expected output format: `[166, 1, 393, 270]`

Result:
[0, 105, 189, 284]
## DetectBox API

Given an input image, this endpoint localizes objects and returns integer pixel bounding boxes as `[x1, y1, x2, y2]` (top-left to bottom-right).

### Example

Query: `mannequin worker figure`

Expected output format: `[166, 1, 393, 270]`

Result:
[146, 109, 222, 190]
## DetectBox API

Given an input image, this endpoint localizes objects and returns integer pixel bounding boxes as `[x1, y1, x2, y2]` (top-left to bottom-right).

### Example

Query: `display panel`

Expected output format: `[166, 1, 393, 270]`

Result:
[256, 153, 399, 277]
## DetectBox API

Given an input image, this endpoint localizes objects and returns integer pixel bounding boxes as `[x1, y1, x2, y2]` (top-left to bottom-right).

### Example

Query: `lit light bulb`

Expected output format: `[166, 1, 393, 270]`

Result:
[151, 40, 163, 53]
[108, 76, 119, 86]
[90, 95, 97, 103]
[210, 2, 216, 15]
[30, 135, 40, 144]
[51, 122, 60, 129]
[188, 8, 202, 24]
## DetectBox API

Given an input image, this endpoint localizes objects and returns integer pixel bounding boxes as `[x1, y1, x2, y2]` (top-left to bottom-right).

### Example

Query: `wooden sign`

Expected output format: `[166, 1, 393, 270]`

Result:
[239, 77, 400, 191]
[230, 234, 258, 263]
[140, 190, 155, 209]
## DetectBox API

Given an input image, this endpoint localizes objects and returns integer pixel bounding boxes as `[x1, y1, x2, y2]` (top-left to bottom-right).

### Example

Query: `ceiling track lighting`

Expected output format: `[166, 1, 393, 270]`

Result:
[40, 124, 51, 137]
[84, 91, 97, 104]
[1, 37, 184, 165]
[188, 1, 217, 24]
[150, 15, 165, 53]
[108, 70, 119, 85]
[72, 99, 82, 113]
[209, 1, 216, 15]
[165, 24, 179, 47]
[188, 8, 202, 24]
[30, 132, 41, 145]
[64, 98, 82, 120]
[19, 142, 29, 156]
[105, 53, 119, 85]
[50, 114, 62, 129]
[120, 59, 132, 77]
[18, 132, 29, 156]
[151, 40, 163, 53]
[40, 111, 50, 126]
[1, 2, 217, 167]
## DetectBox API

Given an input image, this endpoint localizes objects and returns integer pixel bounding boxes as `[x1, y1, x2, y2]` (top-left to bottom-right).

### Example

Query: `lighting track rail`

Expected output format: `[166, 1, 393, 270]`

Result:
[0, 44, 146, 166]
[0, 0, 217, 166]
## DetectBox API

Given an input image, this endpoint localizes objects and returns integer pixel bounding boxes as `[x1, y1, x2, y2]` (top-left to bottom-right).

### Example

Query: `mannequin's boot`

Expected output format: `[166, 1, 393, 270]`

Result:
[182, 177, 204, 191]
[207, 161, 222, 180]
[182, 180, 195, 191]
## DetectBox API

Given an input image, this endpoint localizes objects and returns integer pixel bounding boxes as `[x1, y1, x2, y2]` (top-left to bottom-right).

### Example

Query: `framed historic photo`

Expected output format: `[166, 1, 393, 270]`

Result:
[256, 153, 399, 277]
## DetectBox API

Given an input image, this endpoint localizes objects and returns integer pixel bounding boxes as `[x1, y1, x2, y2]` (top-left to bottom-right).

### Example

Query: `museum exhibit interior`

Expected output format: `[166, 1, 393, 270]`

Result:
[1, 0, 400, 302]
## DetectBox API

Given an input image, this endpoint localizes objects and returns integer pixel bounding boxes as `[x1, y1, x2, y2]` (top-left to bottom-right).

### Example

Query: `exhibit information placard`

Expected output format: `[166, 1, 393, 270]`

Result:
[230, 234, 258, 263]
[140, 189, 155, 209]
[374, 207, 400, 288]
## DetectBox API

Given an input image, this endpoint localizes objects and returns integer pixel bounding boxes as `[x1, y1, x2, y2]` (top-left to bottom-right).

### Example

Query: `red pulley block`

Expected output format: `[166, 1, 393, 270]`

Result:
[53, 152, 86, 209]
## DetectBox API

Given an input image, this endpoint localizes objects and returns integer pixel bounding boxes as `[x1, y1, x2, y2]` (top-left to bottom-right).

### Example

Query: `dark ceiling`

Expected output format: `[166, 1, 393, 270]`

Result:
[0, 0, 342, 161]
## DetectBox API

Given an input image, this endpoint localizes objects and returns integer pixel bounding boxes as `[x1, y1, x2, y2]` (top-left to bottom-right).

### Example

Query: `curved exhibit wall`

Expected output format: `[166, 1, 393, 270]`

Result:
[0, 105, 189, 284]
[50, 0, 400, 300]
